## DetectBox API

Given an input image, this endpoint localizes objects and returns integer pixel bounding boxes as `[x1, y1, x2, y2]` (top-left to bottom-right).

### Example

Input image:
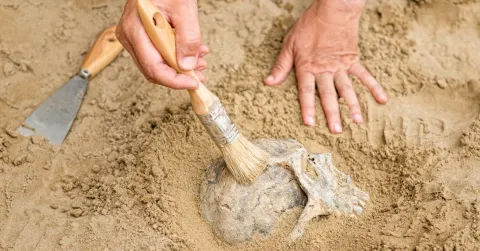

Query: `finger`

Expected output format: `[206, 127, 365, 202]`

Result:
[349, 63, 388, 104]
[334, 70, 363, 124]
[195, 58, 207, 71]
[121, 40, 144, 74]
[122, 42, 149, 78]
[171, 2, 202, 71]
[296, 70, 316, 126]
[199, 44, 210, 57]
[127, 22, 198, 89]
[265, 40, 294, 86]
[195, 70, 205, 83]
[116, 23, 147, 75]
[316, 73, 342, 134]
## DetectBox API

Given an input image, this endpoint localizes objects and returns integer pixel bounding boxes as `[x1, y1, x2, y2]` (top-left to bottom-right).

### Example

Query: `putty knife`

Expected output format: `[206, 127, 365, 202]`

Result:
[17, 26, 123, 145]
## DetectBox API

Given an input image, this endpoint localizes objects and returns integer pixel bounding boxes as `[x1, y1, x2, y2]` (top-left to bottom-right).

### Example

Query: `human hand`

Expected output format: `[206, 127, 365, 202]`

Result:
[265, 0, 388, 134]
[116, 0, 208, 89]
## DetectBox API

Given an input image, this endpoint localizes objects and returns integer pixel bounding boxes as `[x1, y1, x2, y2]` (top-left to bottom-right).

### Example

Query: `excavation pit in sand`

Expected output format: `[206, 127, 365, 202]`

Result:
[2, 0, 480, 250]
[200, 139, 369, 243]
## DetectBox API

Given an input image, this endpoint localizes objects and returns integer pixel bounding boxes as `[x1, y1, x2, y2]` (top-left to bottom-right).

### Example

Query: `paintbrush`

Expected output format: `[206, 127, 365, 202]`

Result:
[137, 0, 269, 183]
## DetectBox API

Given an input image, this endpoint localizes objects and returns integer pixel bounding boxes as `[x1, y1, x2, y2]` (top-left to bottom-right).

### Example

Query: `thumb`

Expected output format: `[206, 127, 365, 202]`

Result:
[265, 42, 294, 86]
[171, 2, 202, 71]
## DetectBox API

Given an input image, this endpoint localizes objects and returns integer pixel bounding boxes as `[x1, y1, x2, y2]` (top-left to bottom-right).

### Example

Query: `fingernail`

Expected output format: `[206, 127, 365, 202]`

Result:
[353, 114, 364, 124]
[265, 75, 274, 83]
[180, 56, 196, 70]
[379, 93, 388, 102]
[333, 123, 342, 133]
[305, 116, 315, 126]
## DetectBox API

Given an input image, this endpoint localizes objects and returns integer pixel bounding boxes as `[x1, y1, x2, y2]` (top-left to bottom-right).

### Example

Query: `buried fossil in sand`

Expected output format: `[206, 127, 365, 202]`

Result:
[200, 139, 369, 243]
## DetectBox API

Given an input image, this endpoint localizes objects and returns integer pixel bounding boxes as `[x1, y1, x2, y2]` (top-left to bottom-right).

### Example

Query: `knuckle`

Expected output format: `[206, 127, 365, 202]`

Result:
[275, 56, 292, 72]
[274, 63, 286, 72]
[114, 28, 122, 40]
[319, 88, 337, 97]
[177, 36, 201, 55]
[143, 64, 161, 83]
[344, 82, 354, 90]
[323, 108, 338, 118]
[338, 83, 353, 93]
[116, 25, 132, 44]
[181, 33, 201, 47]
[301, 104, 315, 113]
[115, 27, 126, 42]
[298, 84, 315, 94]
[284, 34, 294, 46]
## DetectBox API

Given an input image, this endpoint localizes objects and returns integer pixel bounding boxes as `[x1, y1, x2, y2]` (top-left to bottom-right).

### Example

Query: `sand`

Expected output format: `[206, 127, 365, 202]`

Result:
[1, 0, 480, 250]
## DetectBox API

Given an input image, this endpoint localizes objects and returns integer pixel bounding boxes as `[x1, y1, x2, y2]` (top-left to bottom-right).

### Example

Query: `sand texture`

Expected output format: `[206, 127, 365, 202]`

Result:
[1, 0, 480, 250]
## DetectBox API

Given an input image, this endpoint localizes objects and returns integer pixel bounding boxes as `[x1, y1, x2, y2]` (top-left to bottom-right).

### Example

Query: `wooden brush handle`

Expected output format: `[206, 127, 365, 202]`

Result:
[137, 0, 217, 115]
[81, 26, 124, 78]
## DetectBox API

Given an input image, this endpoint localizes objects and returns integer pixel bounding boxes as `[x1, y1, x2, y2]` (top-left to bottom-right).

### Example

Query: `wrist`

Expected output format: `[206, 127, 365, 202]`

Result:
[315, 0, 367, 10]
[312, 0, 366, 24]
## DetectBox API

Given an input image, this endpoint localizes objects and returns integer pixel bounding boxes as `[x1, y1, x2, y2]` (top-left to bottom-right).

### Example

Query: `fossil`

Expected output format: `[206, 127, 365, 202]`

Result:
[200, 139, 369, 243]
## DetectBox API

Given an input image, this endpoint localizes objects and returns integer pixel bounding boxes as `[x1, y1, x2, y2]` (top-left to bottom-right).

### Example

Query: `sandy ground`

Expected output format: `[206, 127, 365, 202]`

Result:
[1, 0, 480, 250]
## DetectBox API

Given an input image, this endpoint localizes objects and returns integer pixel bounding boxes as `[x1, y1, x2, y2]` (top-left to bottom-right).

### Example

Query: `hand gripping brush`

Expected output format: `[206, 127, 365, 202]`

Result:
[137, 0, 269, 183]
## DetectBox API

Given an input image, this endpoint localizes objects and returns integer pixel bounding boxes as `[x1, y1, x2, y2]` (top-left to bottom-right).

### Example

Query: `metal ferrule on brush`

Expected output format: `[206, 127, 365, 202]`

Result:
[197, 100, 239, 147]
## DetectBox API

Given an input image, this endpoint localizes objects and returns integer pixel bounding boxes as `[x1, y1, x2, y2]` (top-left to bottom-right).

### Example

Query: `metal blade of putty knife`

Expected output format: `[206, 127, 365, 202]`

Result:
[17, 26, 123, 145]
[18, 74, 89, 145]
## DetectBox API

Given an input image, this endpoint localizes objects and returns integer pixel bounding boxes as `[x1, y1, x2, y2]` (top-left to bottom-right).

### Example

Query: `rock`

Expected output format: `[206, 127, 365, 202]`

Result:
[107, 151, 119, 162]
[43, 161, 51, 170]
[3, 62, 16, 76]
[103, 147, 112, 155]
[71, 201, 82, 209]
[19, 60, 31, 72]
[283, 2, 294, 12]
[4, 127, 18, 138]
[30, 135, 44, 145]
[236, 29, 249, 38]
[62, 182, 74, 192]
[436, 78, 447, 89]
[70, 209, 83, 217]
[12, 155, 27, 166]
[200, 139, 369, 243]
[91, 165, 101, 173]
[26, 155, 35, 163]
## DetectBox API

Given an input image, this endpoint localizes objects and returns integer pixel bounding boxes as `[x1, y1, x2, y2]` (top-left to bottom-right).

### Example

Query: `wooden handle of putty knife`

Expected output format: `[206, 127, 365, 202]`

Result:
[137, 0, 218, 115]
[81, 26, 124, 78]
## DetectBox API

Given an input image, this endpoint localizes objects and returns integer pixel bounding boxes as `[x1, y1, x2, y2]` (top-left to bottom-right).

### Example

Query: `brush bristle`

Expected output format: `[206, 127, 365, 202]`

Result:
[220, 134, 269, 184]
